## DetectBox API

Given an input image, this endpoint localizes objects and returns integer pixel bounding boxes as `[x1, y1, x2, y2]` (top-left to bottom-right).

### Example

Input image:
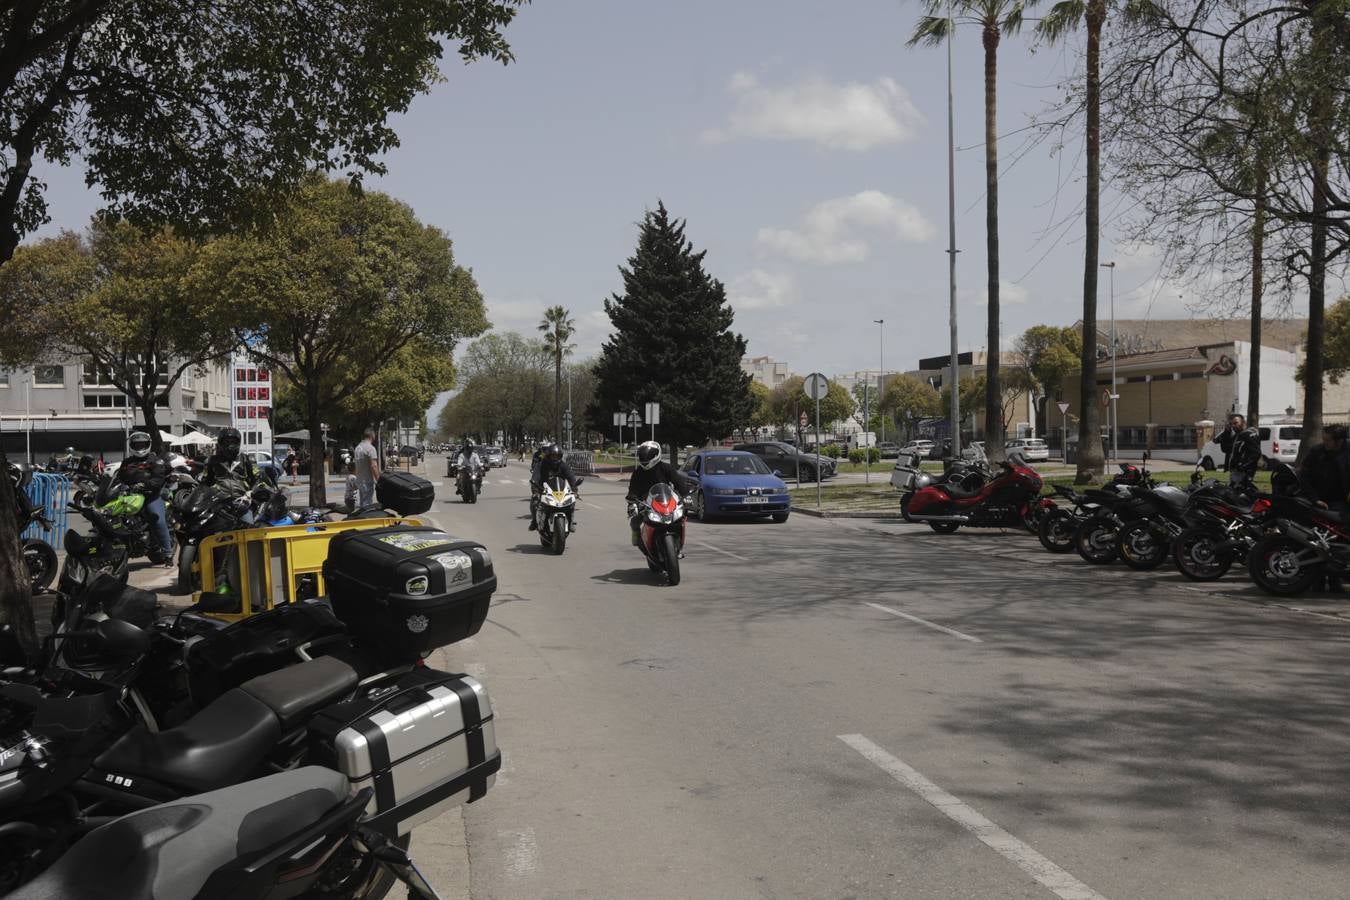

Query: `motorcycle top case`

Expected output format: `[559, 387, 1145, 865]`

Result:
[322, 525, 495, 661]
[376, 471, 435, 515]
[308, 666, 500, 837]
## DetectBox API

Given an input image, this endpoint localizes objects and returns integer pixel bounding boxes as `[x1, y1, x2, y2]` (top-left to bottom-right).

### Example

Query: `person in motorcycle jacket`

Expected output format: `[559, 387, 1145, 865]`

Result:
[1225, 423, 1262, 495]
[455, 440, 484, 495]
[626, 441, 694, 546]
[528, 443, 579, 530]
[117, 431, 173, 565]
[200, 427, 259, 488]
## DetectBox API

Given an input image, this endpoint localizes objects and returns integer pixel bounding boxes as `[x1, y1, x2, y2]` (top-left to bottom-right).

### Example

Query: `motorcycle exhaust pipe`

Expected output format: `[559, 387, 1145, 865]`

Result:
[911, 514, 971, 523]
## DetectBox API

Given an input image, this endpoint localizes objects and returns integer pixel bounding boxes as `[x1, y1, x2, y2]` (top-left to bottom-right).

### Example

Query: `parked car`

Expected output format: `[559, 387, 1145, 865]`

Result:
[398, 444, 422, 464]
[1005, 438, 1050, 461]
[732, 441, 836, 481]
[902, 439, 935, 458]
[245, 450, 284, 482]
[681, 450, 791, 522]
[1198, 423, 1302, 470]
[876, 442, 901, 459]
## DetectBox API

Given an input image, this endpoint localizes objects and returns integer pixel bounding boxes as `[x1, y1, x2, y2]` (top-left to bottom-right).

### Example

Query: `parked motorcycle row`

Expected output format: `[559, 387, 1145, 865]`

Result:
[0, 472, 498, 899]
[895, 447, 1344, 597]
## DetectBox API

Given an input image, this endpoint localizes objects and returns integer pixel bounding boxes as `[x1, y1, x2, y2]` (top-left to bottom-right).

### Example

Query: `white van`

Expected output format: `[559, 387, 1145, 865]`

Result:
[1198, 423, 1302, 470]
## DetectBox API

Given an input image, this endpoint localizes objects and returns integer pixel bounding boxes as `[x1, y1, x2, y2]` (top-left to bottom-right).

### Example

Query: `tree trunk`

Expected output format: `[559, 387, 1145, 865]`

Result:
[306, 383, 327, 507]
[1075, 0, 1107, 485]
[0, 455, 39, 661]
[1298, 6, 1334, 467]
[982, 22, 1005, 462]
[1248, 180, 1265, 427]
[554, 354, 562, 443]
[139, 396, 162, 453]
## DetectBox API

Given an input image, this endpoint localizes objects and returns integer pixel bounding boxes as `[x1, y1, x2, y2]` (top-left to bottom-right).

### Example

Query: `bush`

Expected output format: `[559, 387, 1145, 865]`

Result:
[821, 443, 842, 458]
[847, 448, 881, 464]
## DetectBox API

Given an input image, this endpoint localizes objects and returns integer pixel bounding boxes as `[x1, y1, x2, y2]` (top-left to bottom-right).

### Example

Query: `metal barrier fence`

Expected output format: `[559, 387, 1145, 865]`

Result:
[22, 473, 70, 548]
[565, 451, 594, 475]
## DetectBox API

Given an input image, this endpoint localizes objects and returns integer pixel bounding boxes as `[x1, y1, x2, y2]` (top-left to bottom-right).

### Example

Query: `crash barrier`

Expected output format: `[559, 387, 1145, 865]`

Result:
[22, 473, 70, 548]
[565, 451, 594, 475]
[193, 516, 424, 622]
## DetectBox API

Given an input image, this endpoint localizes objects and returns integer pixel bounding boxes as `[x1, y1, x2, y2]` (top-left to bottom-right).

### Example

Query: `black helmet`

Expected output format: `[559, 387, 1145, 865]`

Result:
[544, 443, 562, 463]
[7, 461, 31, 490]
[217, 427, 242, 461]
[636, 441, 661, 470]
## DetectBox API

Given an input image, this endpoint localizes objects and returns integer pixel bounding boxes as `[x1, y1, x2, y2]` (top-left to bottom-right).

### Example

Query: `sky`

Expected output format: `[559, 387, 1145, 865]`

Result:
[30, 0, 1329, 418]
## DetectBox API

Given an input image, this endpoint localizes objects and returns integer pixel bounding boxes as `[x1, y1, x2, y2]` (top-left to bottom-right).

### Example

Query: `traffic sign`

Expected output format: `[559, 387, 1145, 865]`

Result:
[799, 411, 808, 428]
[803, 372, 829, 401]
[612, 412, 624, 427]
[563, 410, 573, 428]
[627, 409, 641, 428]
[1057, 401, 1070, 416]
[645, 402, 661, 425]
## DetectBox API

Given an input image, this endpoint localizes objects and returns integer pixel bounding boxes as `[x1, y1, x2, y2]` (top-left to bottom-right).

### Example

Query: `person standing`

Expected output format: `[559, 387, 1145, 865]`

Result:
[1216, 413, 1247, 472]
[284, 448, 297, 485]
[354, 428, 380, 507]
[1299, 425, 1350, 511]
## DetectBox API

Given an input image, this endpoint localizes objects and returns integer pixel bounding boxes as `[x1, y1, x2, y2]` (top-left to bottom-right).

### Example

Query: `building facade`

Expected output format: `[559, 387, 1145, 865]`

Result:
[741, 355, 792, 388]
[0, 358, 232, 460]
[910, 351, 1035, 440]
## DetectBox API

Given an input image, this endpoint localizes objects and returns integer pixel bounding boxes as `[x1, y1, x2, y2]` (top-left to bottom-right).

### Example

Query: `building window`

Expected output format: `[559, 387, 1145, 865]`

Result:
[82, 393, 128, 408]
[258, 369, 269, 382]
[247, 387, 257, 400]
[1125, 375, 1147, 384]
[1179, 371, 1204, 380]
[236, 387, 247, 400]
[236, 368, 246, 381]
[33, 365, 64, 387]
[247, 368, 257, 382]
[258, 387, 270, 401]
[237, 406, 246, 419]
[0, 370, 8, 387]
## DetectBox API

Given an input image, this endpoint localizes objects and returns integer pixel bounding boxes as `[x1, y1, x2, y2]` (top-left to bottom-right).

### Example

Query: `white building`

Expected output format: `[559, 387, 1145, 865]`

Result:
[229, 355, 274, 452]
[741, 355, 792, 388]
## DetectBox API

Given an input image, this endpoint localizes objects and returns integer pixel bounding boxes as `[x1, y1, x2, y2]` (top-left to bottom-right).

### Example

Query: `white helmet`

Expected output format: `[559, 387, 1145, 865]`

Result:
[128, 431, 152, 459]
[636, 441, 662, 470]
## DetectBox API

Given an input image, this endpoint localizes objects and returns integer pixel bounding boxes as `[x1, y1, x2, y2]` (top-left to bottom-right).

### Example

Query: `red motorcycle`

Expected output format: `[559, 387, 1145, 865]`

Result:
[905, 458, 1049, 533]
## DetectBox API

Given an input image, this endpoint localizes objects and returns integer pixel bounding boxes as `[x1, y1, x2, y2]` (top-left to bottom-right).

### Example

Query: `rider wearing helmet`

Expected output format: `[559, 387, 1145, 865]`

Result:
[201, 427, 259, 488]
[117, 431, 173, 565]
[528, 443, 579, 531]
[625, 441, 694, 546]
[455, 439, 484, 498]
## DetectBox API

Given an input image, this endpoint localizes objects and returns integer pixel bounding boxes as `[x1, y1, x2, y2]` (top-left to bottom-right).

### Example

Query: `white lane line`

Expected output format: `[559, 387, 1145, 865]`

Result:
[839, 735, 1108, 900]
[863, 601, 982, 643]
[693, 540, 749, 562]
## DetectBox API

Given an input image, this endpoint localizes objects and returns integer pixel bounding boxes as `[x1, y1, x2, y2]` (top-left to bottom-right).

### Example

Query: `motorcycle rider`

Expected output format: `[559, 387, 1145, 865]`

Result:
[200, 427, 259, 488]
[626, 441, 694, 546]
[454, 439, 484, 497]
[1221, 417, 1262, 495]
[528, 443, 579, 531]
[116, 431, 173, 566]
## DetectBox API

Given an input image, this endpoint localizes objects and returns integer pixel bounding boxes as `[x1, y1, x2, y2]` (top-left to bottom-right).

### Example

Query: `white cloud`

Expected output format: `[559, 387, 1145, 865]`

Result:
[755, 191, 935, 265]
[726, 269, 796, 311]
[702, 72, 925, 151]
[482, 297, 612, 358]
[958, 280, 1030, 308]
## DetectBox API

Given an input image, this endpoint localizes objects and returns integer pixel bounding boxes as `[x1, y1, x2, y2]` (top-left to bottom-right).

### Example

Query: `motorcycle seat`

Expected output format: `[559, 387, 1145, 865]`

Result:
[937, 482, 982, 500]
[238, 655, 358, 732]
[94, 688, 282, 795]
[7, 767, 348, 900]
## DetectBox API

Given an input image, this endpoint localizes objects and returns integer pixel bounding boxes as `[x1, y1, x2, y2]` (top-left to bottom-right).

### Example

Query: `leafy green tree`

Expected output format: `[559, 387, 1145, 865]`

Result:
[1316, 297, 1350, 383]
[0, 0, 524, 263]
[879, 374, 942, 437]
[911, 0, 1028, 461]
[440, 331, 551, 448]
[0, 222, 236, 452]
[192, 176, 487, 505]
[592, 203, 754, 459]
[334, 340, 457, 442]
[538, 306, 576, 441]
[1015, 325, 1082, 399]
[767, 375, 855, 433]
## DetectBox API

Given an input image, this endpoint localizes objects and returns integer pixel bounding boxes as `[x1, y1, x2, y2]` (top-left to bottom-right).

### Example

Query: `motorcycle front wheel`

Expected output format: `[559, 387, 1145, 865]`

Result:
[552, 515, 567, 555]
[176, 542, 198, 596]
[1075, 513, 1118, 564]
[1248, 534, 1319, 596]
[1173, 526, 1233, 581]
[1037, 509, 1078, 553]
[22, 540, 57, 591]
[1116, 521, 1170, 571]
[662, 533, 681, 586]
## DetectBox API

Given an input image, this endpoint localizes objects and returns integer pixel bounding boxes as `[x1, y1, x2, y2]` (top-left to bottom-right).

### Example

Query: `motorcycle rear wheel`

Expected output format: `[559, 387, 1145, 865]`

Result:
[1074, 513, 1118, 564]
[1248, 534, 1319, 596]
[22, 540, 57, 591]
[1116, 521, 1169, 571]
[928, 521, 960, 534]
[899, 494, 914, 523]
[308, 833, 410, 899]
[1037, 510, 1078, 553]
[1173, 526, 1233, 581]
[176, 542, 198, 596]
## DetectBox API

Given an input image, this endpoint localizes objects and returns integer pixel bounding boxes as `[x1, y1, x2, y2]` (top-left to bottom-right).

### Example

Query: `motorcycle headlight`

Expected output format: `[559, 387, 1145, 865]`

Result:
[647, 511, 662, 523]
[672, 507, 684, 521]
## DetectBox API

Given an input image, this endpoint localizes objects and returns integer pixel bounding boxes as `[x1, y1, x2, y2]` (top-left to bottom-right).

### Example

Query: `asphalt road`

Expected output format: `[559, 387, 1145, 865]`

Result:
[330, 457, 1350, 897]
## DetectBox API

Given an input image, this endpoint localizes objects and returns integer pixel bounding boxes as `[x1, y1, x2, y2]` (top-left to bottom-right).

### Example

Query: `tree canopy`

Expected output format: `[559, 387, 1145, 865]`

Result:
[1015, 325, 1082, 399]
[191, 176, 486, 503]
[591, 203, 754, 454]
[766, 375, 856, 431]
[879, 374, 943, 429]
[0, 0, 525, 262]
[439, 331, 551, 446]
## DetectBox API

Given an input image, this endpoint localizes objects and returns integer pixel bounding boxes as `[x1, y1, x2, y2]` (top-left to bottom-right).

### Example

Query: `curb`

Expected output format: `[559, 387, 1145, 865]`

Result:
[795, 507, 903, 519]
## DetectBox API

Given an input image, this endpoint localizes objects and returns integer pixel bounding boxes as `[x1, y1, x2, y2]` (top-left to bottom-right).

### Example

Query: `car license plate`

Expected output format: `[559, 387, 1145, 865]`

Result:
[744, 496, 768, 504]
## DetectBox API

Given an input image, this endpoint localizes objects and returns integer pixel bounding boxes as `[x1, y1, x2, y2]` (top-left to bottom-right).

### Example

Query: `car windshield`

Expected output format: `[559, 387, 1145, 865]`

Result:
[704, 454, 771, 475]
[1280, 427, 1303, 440]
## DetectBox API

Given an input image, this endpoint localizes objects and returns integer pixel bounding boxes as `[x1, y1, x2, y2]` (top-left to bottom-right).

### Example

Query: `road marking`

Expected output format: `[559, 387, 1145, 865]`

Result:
[500, 827, 539, 879]
[838, 735, 1108, 900]
[693, 540, 749, 562]
[863, 601, 982, 643]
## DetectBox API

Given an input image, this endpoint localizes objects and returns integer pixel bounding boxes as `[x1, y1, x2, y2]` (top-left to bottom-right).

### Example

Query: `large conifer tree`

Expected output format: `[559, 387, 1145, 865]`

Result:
[592, 203, 754, 457]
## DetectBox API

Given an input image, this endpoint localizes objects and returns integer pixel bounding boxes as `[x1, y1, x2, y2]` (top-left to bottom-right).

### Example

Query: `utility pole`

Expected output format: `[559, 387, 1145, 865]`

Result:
[945, 0, 961, 458]
[1102, 260, 1117, 463]
[874, 319, 885, 448]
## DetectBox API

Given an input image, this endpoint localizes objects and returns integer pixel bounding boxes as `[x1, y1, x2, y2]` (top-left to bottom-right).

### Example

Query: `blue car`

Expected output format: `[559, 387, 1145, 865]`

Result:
[681, 450, 791, 522]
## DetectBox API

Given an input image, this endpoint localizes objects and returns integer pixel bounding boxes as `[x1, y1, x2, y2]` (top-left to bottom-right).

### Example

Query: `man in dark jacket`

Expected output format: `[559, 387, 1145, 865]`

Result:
[200, 427, 259, 488]
[1299, 425, 1350, 511]
[528, 443, 579, 531]
[626, 441, 695, 546]
[1216, 413, 1247, 471]
[116, 431, 172, 565]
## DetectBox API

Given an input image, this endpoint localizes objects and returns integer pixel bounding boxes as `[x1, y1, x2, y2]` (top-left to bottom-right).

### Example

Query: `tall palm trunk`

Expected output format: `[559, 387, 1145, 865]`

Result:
[1075, 0, 1106, 484]
[553, 354, 562, 442]
[1247, 173, 1265, 427]
[983, 21, 1004, 459]
[1298, 3, 1334, 466]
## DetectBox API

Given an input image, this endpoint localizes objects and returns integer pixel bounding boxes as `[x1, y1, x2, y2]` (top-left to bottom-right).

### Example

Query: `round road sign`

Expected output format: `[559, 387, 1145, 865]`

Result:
[803, 372, 829, 401]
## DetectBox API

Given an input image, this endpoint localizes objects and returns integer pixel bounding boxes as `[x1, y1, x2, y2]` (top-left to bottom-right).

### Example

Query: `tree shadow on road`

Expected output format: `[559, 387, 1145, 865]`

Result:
[591, 567, 661, 586]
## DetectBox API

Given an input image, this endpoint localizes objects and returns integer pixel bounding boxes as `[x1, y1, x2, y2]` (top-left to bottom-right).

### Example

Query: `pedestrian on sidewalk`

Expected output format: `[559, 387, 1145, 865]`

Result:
[284, 448, 297, 485]
[343, 460, 359, 513]
[354, 429, 380, 508]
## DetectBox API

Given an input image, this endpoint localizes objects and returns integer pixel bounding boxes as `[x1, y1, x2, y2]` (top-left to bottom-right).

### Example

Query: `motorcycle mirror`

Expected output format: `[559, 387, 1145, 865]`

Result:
[772, 469, 782, 478]
[95, 618, 151, 658]
[575, 477, 586, 486]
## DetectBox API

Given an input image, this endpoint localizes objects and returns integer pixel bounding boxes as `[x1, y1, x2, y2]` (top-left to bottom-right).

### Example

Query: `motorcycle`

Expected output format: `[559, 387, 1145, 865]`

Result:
[1112, 481, 1200, 570]
[892, 451, 994, 522]
[1036, 464, 1147, 554]
[1247, 498, 1350, 596]
[171, 477, 256, 596]
[17, 503, 57, 593]
[904, 455, 1049, 533]
[452, 459, 484, 504]
[534, 475, 582, 554]
[630, 483, 687, 585]
[7, 766, 444, 900]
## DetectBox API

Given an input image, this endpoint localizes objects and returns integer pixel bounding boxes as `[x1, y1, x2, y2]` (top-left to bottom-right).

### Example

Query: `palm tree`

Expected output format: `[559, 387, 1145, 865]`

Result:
[910, 0, 1027, 461]
[538, 305, 576, 442]
[1037, 0, 1109, 482]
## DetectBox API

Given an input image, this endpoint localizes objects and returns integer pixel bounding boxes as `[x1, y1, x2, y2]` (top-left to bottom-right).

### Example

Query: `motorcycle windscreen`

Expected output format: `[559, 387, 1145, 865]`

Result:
[645, 483, 680, 516]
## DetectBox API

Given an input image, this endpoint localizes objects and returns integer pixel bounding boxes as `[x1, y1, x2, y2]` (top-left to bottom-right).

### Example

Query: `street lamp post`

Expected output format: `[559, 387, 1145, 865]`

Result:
[1101, 261, 1117, 463]
[945, 0, 961, 458]
[874, 319, 885, 448]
